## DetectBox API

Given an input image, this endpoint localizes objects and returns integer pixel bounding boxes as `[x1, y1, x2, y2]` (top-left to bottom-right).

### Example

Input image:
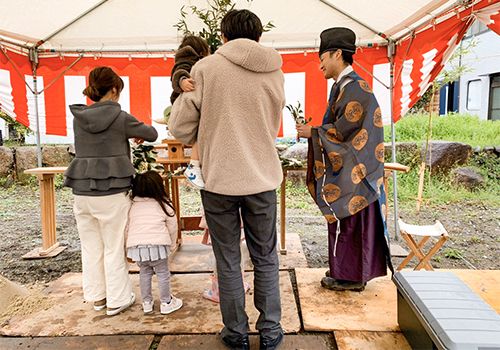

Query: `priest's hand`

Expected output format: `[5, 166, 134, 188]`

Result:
[296, 124, 312, 138]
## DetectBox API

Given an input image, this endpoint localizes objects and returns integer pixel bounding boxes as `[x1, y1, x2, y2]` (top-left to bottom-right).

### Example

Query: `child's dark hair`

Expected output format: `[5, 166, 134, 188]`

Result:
[83, 66, 124, 102]
[131, 171, 175, 217]
[221, 9, 263, 42]
[179, 35, 210, 58]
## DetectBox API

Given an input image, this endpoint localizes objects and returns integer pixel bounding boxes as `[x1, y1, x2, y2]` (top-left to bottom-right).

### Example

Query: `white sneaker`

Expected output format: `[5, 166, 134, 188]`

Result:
[184, 163, 205, 189]
[142, 300, 154, 314]
[106, 292, 135, 316]
[160, 295, 183, 315]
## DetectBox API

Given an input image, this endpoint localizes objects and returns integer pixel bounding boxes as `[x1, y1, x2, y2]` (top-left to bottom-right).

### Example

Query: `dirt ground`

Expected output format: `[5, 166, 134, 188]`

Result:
[0, 184, 498, 285]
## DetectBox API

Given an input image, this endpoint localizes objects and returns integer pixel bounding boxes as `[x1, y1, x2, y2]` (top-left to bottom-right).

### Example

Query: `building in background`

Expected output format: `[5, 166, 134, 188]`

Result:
[441, 21, 500, 120]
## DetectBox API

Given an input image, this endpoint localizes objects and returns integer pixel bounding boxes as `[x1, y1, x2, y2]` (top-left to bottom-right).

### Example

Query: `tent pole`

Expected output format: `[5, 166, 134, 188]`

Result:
[29, 48, 42, 167]
[388, 40, 399, 241]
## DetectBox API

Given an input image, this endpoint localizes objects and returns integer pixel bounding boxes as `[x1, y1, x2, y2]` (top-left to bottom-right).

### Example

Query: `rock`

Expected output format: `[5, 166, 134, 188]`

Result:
[495, 146, 500, 155]
[286, 169, 307, 184]
[452, 167, 484, 191]
[275, 144, 288, 153]
[472, 146, 482, 153]
[483, 146, 494, 153]
[421, 141, 471, 173]
[15, 146, 37, 180]
[0, 147, 14, 177]
[281, 143, 308, 162]
[42, 145, 72, 167]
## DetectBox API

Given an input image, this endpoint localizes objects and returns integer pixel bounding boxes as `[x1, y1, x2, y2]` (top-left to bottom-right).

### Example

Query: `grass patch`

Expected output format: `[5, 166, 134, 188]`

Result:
[384, 113, 500, 147]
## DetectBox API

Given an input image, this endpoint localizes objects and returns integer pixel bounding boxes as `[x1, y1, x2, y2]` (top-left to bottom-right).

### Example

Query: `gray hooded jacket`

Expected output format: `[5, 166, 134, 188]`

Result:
[64, 101, 158, 196]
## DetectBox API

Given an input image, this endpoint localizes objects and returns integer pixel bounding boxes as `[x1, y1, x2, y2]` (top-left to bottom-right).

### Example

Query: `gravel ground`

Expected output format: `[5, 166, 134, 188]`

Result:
[0, 184, 498, 285]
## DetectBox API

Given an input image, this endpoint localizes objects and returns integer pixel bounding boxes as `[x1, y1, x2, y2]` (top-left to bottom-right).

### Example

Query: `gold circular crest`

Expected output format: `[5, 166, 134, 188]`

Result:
[348, 195, 368, 215]
[352, 129, 368, 151]
[324, 214, 337, 223]
[315, 160, 325, 179]
[351, 163, 367, 184]
[328, 152, 343, 172]
[345, 101, 363, 123]
[373, 107, 383, 128]
[326, 128, 342, 143]
[375, 143, 385, 163]
[322, 183, 341, 203]
[359, 80, 372, 93]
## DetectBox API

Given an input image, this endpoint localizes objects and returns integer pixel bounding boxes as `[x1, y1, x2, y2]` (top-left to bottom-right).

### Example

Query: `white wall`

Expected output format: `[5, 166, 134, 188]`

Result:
[458, 30, 500, 120]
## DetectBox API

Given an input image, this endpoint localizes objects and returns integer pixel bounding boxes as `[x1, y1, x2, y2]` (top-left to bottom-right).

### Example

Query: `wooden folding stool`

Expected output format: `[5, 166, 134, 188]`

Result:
[397, 218, 448, 271]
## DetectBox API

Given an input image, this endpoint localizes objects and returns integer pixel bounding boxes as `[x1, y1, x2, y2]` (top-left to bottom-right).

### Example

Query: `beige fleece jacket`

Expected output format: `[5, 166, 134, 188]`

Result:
[169, 39, 285, 196]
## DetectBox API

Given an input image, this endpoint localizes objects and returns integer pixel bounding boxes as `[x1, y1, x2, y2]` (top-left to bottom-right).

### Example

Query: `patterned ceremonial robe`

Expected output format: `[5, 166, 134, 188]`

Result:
[307, 70, 387, 225]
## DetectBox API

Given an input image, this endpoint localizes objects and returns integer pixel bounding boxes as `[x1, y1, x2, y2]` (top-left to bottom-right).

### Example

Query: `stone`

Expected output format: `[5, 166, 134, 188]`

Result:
[14, 146, 37, 181]
[281, 143, 308, 162]
[452, 167, 484, 191]
[0, 147, 14, 177]
[421, 141, 471, 173]
[42, 145, 72, 167]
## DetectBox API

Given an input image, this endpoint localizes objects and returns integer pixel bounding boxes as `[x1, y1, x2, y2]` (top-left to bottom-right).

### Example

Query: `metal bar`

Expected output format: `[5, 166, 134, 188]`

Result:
[353, 60, 390, 90]
[38, 54, 83, 94]
[318, 0, 389, 40]
[32, 67, 42, 167]
[0, 46, 35, 94]
[388, 40, 400, 241]
[36, 0, 109, 48]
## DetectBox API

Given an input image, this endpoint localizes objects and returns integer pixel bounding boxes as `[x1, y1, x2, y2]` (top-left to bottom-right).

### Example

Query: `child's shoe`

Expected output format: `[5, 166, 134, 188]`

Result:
[184, 161, 205, 189]
[160, 295, 183, 314]
[142, 300, 154, 314]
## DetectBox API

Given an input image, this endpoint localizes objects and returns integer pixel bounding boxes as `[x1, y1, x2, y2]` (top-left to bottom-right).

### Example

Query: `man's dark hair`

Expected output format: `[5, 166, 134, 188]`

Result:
[329, 49, 354, 65]
[220, 9, 263, 42]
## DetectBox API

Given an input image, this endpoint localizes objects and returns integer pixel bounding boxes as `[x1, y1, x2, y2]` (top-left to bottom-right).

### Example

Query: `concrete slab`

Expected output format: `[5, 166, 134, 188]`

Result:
[0, 271, 300, 336]
[389, 243, 408, 257]
[0, 335, 154, 350]
[296, 268, 398, 332]
[157, 334, 333, 350]
[168, 233, 307, 273]
[335, 331, 411, 350]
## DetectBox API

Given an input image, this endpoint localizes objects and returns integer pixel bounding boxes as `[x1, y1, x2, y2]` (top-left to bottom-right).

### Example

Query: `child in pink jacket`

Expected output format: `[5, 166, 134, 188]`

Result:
[126, 171, 183, 315]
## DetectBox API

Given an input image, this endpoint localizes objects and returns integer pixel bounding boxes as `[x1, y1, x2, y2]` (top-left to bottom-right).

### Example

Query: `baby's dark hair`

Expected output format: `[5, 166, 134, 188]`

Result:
[83, 66, 124, 102]
[131, 171, 175, 217]
[179, 35, 210, 58]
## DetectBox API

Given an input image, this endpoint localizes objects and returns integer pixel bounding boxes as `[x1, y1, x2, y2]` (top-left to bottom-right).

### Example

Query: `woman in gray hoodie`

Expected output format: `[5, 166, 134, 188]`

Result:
[64, 66, 158, 316]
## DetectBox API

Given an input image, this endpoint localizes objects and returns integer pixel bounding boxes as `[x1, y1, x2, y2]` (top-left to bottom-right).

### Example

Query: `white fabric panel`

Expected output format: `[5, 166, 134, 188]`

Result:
[327, 79, 334, 99]
[119, 77, 130, 113]
[283, 72, 305, 138]
[150, 76, 172, 143]
[0, 0, 459, 52]
[0, 69, 16, 119]
[25, 75, 45, 133]
[64, 75, 87, 141]
[400, 59, 415, 116]
[372, 63, 392, 126]
[418, 49, 438, 96]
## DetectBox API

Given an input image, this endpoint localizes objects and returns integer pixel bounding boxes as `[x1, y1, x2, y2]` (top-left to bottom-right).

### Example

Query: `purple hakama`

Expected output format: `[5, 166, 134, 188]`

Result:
[327, 201, 388, 283]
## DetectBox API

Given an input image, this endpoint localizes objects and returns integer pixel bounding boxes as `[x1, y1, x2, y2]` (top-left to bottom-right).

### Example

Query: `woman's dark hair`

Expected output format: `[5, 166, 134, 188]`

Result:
[131, 171, 175, 217]
[83, 66, 124, 102]
[221, 9, 263, 42]
[179, 35, 210, 58]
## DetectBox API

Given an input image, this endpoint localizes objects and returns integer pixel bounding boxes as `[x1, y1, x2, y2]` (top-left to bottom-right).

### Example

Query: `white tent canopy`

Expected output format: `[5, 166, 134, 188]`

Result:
[0, 0, 466, 54]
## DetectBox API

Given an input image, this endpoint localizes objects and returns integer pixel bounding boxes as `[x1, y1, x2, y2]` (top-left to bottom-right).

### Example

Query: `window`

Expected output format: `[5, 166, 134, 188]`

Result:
[489, 74, 500, 121]
[467, 80, 481, 111]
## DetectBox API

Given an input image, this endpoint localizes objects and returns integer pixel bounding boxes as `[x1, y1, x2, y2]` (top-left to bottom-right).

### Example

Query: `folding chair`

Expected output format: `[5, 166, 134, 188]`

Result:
[397, 218, 448, 271]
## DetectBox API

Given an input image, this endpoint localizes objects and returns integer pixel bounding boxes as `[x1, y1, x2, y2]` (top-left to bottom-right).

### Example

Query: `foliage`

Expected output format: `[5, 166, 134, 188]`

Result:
[410, 39, 477, 113]
[0, 111, 33, 144]
[384, 113, 500, 147]
[285, 102, 311, 125]
[132, 144, 163, 174]
[175, 0, 275, 53]
[443, 248, 463, 259]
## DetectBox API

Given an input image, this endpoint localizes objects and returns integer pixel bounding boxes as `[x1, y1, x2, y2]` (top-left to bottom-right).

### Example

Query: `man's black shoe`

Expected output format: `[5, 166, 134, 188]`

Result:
[260, 331, 284, 350]
[221, 334, 249, 350]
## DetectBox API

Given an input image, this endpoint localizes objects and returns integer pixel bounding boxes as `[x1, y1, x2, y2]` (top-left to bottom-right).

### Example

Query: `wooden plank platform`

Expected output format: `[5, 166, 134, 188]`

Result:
[0, 271, 300, 336]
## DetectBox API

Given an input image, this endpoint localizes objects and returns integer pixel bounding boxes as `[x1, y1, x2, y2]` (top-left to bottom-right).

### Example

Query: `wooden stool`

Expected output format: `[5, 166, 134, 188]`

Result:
[397, 218, 448, 271]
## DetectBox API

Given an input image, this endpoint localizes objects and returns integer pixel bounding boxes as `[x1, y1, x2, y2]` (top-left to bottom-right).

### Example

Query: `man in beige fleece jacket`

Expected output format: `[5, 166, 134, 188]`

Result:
[169, 9, 285, 350]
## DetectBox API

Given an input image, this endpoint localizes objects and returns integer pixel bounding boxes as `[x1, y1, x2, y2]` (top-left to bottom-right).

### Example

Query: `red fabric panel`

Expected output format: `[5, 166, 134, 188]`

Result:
[0, 50, 30, 126]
